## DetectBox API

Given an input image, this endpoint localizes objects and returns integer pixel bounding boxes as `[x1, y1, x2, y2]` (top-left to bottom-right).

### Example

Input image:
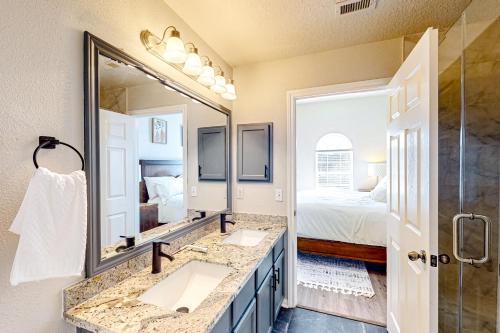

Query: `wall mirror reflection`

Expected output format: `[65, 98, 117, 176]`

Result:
[85, 34, 230, 275]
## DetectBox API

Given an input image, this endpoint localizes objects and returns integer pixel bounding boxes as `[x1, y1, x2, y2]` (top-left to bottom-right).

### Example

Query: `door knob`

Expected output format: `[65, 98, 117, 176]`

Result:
[408, 250, 426, 263]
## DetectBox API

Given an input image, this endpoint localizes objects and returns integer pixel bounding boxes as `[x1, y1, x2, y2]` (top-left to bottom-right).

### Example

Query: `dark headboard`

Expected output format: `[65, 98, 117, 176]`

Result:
[139, 159, 183, 203]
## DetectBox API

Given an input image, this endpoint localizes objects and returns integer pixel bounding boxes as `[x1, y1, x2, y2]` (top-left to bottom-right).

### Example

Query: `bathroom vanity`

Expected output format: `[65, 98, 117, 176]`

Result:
[64, 218, 287, 333]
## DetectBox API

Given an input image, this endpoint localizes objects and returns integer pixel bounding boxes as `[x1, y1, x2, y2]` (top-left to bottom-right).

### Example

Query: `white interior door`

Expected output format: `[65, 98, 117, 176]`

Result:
[100, 109, 137, 247]
[386, 28, 438, 333]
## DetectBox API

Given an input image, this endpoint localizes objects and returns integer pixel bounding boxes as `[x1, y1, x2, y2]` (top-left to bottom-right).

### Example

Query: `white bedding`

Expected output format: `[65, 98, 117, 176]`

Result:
[148, 193, 186, 223]
[297, 189, 388, 247]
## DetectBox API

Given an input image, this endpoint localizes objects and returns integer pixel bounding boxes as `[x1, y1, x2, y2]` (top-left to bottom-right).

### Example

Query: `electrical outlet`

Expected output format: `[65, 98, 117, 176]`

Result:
[275, 188, 283, 202]
[237, 187, 244, 199]
[191, 186, 198, 197]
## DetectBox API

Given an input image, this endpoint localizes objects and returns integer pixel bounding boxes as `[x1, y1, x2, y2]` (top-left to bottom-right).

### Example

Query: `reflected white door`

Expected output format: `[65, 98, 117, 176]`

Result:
[386, 28, 438, 333]
[100, 110, 137, 247]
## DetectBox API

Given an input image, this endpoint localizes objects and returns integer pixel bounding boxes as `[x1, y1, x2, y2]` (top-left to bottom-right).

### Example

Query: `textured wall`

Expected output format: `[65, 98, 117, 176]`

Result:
[232, 38, 402, 215]
[0, 1, 232, 332]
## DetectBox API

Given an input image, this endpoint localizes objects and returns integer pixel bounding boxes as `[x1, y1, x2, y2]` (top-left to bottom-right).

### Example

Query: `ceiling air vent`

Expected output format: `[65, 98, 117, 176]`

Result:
[336, 0, 376, 15]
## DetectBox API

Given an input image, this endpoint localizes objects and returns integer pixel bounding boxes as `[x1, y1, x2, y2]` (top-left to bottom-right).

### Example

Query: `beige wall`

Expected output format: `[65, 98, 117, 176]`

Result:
[232, 38, 402, 215]
[0, 1, 232, 332]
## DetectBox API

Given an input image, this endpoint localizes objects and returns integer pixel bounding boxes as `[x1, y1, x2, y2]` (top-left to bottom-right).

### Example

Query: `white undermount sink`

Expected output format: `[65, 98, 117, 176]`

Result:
[138, 261, 232, 313]
[223, 229, 268, 247]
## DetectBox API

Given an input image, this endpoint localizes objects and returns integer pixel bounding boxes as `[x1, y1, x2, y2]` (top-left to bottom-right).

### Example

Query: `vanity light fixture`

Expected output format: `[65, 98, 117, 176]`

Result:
[197, 58, 216, 87]
[182, 43, 203, 76]
[211, 67, 227, 94]
[161, 26, 186, 64]
[221, 79, 237, 100]
[140, 26, 237, 100]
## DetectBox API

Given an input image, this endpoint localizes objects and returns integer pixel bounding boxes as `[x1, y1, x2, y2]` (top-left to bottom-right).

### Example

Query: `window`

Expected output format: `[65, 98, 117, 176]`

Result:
[315, 133, 353, 190]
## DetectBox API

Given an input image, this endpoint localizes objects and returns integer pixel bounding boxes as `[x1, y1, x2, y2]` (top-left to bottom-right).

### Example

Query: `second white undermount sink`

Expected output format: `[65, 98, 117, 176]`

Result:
[138, 261, 232, 313]
[223, 229, 268, 247]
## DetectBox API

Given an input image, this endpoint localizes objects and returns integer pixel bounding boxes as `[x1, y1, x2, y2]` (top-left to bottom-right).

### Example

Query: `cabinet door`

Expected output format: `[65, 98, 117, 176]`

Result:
[211, 306, 232, 333]
[237, 123, 272, 182]
[273, 251, 285, 321]
[234, 299, 257, 333]
[256, 269, 273, 333]
[198, 126, 227, 181]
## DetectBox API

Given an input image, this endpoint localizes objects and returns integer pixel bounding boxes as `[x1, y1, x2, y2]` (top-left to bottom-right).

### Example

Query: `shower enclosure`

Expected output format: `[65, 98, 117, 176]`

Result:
[438, 1, 500, 332]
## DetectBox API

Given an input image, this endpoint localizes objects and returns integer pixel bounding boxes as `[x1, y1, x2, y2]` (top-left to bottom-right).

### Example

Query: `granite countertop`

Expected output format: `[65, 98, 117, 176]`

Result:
[64, 219, 286, 333]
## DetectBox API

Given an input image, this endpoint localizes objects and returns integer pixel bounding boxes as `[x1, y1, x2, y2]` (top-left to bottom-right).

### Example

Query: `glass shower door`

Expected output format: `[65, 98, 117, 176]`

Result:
[438, 1, 500, 332]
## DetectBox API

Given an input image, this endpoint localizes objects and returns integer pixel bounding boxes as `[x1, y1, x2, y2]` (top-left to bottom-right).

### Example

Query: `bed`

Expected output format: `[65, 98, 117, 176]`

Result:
[139, 160, 185, 230]
[297, 188, 388, 263]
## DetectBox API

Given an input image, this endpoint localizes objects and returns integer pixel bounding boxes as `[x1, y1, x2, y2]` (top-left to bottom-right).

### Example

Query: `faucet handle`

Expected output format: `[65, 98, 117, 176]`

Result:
[155, 241, 170, 245]
[153, 240, 171, 247]
[120, 235, 135, 248]
[196, 210, 207, 218]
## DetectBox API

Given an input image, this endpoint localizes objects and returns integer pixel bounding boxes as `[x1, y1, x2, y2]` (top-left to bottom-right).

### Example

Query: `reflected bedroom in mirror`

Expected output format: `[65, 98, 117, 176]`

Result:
[97, 52, 228, 261]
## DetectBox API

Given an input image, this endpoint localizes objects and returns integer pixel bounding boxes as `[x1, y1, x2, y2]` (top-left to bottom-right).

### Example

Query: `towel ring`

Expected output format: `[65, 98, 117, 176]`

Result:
[33, 136, 85, 170]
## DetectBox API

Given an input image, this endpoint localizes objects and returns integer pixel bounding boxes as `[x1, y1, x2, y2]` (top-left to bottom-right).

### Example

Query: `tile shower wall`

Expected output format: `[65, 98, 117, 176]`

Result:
[438, 17, 500, 333]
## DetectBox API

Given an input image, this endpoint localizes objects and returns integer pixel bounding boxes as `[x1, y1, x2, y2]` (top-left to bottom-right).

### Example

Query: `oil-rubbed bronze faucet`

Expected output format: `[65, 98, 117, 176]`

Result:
[220, 213, 236, 233]
[152, 241, 174, 274]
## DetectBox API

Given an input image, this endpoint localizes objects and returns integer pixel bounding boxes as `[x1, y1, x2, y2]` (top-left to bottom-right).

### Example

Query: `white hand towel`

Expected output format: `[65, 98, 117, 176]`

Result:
[9, 167, 87, 286]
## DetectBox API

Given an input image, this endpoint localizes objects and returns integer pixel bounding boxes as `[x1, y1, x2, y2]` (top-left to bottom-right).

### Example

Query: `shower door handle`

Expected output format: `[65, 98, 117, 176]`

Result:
[452, 213, 491, 265]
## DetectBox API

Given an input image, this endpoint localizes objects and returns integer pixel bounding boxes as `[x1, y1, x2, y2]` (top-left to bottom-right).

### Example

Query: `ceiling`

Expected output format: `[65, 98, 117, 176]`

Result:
[164, 0, 470, 66]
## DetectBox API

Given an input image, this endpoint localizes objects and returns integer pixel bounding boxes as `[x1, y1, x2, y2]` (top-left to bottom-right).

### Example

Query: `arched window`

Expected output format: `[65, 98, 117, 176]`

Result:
[315, 133, 353, 190]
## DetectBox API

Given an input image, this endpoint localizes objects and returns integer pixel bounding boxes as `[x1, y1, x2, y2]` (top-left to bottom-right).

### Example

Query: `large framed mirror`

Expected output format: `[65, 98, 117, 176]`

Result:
[84, 32, 231, 276]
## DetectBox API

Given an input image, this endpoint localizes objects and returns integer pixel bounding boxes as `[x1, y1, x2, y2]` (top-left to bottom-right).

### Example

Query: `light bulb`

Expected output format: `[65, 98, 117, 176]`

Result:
[222, 80, 237, 100]
[197, 61, 216, 86]
[211, 72, 226, 94]
[182, 46, 202, 76]
[163, 29, 186, 64]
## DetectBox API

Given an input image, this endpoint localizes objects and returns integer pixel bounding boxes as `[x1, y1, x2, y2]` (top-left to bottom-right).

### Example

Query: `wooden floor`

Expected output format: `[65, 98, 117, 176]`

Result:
[297, 262, 387, 327]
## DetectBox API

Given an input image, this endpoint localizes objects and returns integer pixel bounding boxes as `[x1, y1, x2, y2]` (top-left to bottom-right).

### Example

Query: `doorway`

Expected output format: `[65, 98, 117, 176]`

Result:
[293, 90, 390, 326]
[285, 3, 499, 331]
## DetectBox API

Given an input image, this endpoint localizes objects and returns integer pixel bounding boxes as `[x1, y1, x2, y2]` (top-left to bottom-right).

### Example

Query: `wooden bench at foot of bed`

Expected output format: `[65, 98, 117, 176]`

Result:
[297, 237, 387, 264]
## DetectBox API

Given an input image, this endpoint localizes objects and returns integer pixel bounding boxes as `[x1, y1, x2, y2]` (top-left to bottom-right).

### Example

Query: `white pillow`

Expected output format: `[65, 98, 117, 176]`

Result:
[144, 176, 175, 199]
[170, 176, 184, 196]
[370, 176, 387, 203]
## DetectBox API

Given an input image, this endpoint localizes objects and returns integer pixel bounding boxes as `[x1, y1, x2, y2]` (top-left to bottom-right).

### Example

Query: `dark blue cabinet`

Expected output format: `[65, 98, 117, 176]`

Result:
[234, 299, 257, 333]
[272, 251, 285, 321]
[256, 269, 274, 333]
[198, 126, 227, 181]
[237, 123, 273, 182]
[212, 307, 232, 333]
[210, 232, 286, 333]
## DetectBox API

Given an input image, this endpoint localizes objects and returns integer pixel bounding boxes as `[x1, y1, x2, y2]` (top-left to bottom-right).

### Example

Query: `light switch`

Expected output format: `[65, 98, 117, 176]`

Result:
[275, 188, 283, 202]
[237, 186, 244, 199]
[191, 186, 198, 197]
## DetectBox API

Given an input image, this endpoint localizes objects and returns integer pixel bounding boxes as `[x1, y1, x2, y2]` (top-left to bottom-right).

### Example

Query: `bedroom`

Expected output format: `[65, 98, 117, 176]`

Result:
[295, 90, 389, 326]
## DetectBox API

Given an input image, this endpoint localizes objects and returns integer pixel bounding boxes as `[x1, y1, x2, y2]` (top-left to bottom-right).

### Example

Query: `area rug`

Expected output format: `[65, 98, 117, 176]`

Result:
[297, 252, 375, 298]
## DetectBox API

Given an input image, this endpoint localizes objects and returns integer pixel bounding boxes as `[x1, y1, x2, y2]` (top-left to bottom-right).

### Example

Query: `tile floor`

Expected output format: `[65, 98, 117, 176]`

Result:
[272, 307, 387, 333]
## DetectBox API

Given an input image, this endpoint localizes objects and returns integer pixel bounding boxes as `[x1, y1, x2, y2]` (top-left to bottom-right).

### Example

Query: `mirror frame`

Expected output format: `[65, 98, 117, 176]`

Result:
[84, 32, 232, 277]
